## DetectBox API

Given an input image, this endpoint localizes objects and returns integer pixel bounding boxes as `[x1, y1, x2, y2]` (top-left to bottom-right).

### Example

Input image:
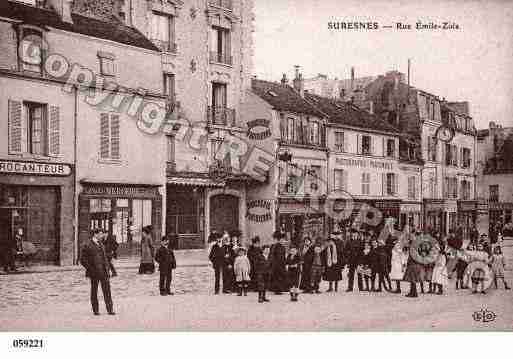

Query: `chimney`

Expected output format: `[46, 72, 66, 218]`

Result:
[293, 65, 304, 97]
[281, 73, 288, 85]
[49, 0, 73, 23]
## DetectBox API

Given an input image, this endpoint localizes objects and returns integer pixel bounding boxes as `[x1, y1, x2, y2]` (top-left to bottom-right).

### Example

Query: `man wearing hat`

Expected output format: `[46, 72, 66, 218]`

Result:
[80, 228, 115, 315]
[345, 228, 364, 292]
[269, 230, 287, 294]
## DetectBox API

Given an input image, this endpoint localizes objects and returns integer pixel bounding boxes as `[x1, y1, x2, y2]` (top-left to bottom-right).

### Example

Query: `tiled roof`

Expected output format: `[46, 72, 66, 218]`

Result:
[304, 92, 400, 134]
[1, 1, 159, 52]
[251, 79, 326, 118]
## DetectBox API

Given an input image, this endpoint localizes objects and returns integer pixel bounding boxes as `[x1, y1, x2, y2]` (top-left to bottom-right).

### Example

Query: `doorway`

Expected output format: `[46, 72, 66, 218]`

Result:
[210, 194, 239, 235]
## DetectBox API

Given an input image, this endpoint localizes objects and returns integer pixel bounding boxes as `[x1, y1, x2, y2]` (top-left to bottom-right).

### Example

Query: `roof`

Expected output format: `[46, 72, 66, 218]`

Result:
[304, 92, 400, 134]
[251, 79, 326, 118]
[1, 1, 159, 52]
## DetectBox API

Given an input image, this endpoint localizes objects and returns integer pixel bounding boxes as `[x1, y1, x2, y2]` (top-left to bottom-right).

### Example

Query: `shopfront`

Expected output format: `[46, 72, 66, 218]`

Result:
[424, 199, 458, 235]
[457, 200, 477, 238]
[278, 199, 326, 246]
[78, 182, 162, 258]
[0, 160, 74, 265]
[399, 202, 422, 231]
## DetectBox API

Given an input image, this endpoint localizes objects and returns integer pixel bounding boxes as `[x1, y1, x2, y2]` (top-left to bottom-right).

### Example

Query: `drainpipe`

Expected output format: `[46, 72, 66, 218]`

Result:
[73, 85, 78, 265]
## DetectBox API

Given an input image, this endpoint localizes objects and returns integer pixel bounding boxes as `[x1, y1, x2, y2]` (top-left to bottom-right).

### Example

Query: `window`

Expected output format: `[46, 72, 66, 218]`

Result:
[163, 73, 175, 99]
[361, 172, 370, 195]
[212, 82, 227, 108]
[166, 135, 175, 163]
[97, 51, 116, 77]
[334, 132, 344, 152]
[150, 12, 175, 52]
[210, 26, 231, 65]
[460, 180, 471, 200]
[285, 164, 303, 194]
[428, 175, 437, 198]
[308, 165, 321, 192]
[334, 169, 346, 191]
[461, 147, 471, 168]
[408, 176, 417, 199]
[26, 102, 47, 155]
[385, 173, 396, 196]
[361, 135, 372, 155]
[386, 139, 395, 157]
[428, 136, 437, 162]
[19, 28, 43, 73]
[444, 177, 458, 199]
[489, 185, 499, 202]
[209, 0, 233, 10]
[100, 113, 120, 160]
[309, 121, 319, 145]
[445, 144, 458, 166]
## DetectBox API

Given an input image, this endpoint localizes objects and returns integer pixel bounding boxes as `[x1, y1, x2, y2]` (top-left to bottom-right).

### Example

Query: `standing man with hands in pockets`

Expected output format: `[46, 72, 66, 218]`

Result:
[80, 228, 115, 316]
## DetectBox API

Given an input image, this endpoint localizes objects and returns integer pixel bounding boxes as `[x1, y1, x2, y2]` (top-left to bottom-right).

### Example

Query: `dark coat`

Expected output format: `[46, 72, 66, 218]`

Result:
[345, 239, 364, 266]
[209, 243, 224, 267]
[155, 245, 176, 272]
[286, 254, 301, 288]
[254, 252, 272, 291]
[270, 242, 287, 291]
[80, 240, 110, 280]
[300, 245, 314, 290]
[247, 245, 261, 279]
[103, 235, 119, 259]
[221, 244, 235, 267]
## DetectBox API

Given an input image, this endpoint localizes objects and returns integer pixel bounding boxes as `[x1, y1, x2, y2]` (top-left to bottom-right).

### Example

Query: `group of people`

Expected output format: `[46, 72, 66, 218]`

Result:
[208, 226, 510, 303]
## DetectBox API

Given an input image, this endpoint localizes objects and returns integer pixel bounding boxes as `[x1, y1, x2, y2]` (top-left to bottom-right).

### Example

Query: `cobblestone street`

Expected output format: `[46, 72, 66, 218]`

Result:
[1, 244, 512, 330]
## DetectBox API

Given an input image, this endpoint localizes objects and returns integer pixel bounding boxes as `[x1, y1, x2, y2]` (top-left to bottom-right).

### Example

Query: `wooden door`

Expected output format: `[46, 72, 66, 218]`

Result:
[210, 194, 239, 234]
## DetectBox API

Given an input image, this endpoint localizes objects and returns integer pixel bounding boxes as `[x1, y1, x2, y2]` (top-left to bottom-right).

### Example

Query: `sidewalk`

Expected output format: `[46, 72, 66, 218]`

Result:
[3, 248, 211, 275]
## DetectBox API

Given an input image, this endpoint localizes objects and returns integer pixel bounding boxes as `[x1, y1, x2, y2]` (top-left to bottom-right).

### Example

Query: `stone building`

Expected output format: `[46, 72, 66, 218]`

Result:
[477, 122, 513, 236]
[0, 0, 168, 264]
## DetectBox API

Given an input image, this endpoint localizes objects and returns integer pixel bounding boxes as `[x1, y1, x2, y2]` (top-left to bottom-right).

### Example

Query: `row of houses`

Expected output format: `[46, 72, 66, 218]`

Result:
[2, 0, 499, 267]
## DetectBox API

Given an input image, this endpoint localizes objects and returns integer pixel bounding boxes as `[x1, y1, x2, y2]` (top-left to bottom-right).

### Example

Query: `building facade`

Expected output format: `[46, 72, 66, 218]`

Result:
[477, 122, 513, 236]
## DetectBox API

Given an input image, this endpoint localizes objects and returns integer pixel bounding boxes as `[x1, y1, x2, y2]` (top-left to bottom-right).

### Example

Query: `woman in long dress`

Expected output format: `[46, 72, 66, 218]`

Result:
[139, 225, 155, 274]
[323, 235, 343, 292]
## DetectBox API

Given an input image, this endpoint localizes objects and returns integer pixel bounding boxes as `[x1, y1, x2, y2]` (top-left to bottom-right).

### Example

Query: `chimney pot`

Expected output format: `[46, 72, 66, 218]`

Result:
[281, 73, 288, 85]
[292, 66, 304, 97]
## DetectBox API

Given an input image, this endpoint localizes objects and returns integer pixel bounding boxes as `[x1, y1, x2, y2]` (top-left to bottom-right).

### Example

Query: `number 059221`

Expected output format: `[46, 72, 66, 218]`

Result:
[12, 339, 44, 349]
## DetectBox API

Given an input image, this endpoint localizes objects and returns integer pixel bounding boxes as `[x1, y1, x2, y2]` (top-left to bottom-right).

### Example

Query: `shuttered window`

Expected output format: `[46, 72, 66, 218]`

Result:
[361, 172, 370, 195]
[334, 131, 344, 152]
[408, 176, 417, 199]
[100, 113, 121, 160]
[333, 169, 347, 191]
[8, 100, 22, 154]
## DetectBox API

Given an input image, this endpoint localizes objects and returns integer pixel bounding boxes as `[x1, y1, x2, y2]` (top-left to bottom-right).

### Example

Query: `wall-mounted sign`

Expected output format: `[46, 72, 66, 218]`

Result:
[246, 199, 273, 222]
[0, 160, 72, 176]
[82, 185, 159, 198]
[247, 119, 272, 140]
[335, 157, 394, 171]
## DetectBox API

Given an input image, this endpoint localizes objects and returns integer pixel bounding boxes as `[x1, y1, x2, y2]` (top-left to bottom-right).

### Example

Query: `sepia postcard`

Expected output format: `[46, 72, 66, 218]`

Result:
[1, 0, 513, 346]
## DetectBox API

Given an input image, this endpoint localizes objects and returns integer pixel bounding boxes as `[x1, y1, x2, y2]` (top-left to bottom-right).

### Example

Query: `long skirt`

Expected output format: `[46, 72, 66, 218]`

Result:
[403, 261, 425, 283]
[139, 262, 155, 274]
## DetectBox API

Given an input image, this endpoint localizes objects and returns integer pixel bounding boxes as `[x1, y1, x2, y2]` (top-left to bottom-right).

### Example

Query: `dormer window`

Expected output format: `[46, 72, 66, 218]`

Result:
[18, 27, 44, 73]
[98, 51, 116, 77]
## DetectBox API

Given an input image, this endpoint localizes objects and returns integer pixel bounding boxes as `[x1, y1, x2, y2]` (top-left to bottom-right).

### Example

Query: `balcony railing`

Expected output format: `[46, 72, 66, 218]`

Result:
[207, 106, 236, 127]
[151, 39, 177, 53]
[209, 0, 233, 10]
[209, 51, 232, 65]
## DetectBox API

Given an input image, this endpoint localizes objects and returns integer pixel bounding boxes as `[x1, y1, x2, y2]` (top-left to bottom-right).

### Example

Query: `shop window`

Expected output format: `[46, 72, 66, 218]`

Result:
[130, 199, 152, 242]
[361, 172, 370, 195]
[100, 113, 120, 160]
[489, 185, 499, 202]
[167, 191, 199, 235]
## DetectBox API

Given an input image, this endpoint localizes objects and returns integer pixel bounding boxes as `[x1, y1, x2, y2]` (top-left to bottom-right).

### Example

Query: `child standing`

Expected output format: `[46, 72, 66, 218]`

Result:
[155, 236, 176, 296]
[286, 247, 301, 302]
[255, 246, 271, 303]
[431, 251, 448, 295]
[234, 248, 251, 296]
[358, 242, 372, 291]
[490, 246, 510, 290]
[390, 240, 408, 294]
[470, 243, 490, 294]
[310, 243, 324, 294]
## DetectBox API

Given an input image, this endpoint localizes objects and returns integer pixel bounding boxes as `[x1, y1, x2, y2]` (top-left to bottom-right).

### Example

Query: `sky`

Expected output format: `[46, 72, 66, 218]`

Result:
[253, 0, 513, 130]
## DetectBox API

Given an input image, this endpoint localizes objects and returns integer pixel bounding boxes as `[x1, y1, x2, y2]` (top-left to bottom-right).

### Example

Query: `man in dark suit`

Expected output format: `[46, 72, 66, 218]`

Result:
[208, 233, 224, 294]
[80, 229, 115, 315]
[155, 235, 177, 295]
[345, 229, 364, 292]
[269, 230, 287, 294]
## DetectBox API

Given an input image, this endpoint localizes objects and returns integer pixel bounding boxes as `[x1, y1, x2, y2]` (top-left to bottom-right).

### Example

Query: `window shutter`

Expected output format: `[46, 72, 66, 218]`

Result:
[382, 137, 385, 157]
[8, 100, 22, 154]
[110, 114, 120, 159]
[48, 105, 60, 156]
[100, 113, 110, 158]
[381, 173, 386, 196]
[361, 173, 365, 194]
[357, 134, 361, 154]
[394, 173, 398, 196]
[343, 170, 348, 191]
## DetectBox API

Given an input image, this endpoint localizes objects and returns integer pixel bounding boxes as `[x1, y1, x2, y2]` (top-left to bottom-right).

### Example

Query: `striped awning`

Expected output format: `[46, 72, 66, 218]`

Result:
[167, 177, 225, 187]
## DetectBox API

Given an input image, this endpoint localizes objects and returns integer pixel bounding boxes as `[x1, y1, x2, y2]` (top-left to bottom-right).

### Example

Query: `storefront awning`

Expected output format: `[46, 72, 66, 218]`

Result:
[167, 177, 225, 187]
